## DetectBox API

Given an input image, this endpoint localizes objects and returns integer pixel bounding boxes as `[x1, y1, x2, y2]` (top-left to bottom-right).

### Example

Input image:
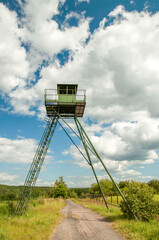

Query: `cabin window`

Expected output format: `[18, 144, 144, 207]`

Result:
[68, 85, 76, 94]
[58, 85, 77, 95]
[58, 85, 67, 94]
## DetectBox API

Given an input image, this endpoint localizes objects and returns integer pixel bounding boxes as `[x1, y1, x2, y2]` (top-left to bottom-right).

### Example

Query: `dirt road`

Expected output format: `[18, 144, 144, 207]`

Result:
[51, 199, 124, 240]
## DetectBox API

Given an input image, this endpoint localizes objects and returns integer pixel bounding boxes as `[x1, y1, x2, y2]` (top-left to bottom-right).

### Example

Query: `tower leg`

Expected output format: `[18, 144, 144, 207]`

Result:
[74, 117, 138, 220]
[15, 115, 58, 215]
[74, 117, 109, 209]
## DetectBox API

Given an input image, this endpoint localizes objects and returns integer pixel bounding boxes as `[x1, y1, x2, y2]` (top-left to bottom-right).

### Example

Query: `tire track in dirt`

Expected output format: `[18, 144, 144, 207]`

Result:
[51, 199, 124, 240]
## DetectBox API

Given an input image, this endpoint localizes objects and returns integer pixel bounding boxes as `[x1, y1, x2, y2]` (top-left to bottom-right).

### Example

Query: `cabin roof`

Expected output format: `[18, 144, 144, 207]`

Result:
[57, 84, 78, 88]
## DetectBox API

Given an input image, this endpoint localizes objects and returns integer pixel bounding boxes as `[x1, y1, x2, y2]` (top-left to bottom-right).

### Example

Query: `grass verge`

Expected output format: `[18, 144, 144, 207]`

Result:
[0, 198, 65, 240]
[73, 198, 159, 240]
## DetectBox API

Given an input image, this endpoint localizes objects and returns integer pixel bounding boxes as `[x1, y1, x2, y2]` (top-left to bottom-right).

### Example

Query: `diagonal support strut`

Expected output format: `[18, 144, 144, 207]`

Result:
[74, 117, 138, 220]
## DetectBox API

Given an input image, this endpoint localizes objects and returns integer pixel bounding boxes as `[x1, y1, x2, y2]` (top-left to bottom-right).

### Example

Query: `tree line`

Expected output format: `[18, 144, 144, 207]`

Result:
[0, 177, 159, 201]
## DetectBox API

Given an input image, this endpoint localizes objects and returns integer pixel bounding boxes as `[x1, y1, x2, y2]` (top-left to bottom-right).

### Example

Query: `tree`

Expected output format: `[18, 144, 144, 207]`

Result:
[53, 184, 68, 198]
[50, 176, 68, 199]
[55, 176, 67, 188]
[119, 180, 130, 191]
[148, 180, 159, 194]
[120, 180, 158, 221]
[89, 179, 117, 195]
[68, 189, 78, 198]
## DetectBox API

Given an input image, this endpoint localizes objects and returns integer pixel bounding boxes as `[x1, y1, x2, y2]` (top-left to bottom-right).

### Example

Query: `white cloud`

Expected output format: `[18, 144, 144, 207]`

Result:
[0, 136, 53, 164]
[40, 7, 159, 178]
[0, 137, 37, 163]
[36, 179, 54, 186]
[3, 4, 159, 122]
[20, 0, 91, 71]
[1, 3, 159, 179]
[62, 119, 159, 177]
[78, 0, 90, 3]
[27, 7, 159, 124]
[0, 172, 18, 182]
[0, 3, 29, 93]
[120, 169, 141, 176]
[0, 0, 91, 115]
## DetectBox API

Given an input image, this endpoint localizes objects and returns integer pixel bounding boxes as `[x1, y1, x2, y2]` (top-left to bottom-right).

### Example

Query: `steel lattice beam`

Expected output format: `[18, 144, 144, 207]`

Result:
[15, 115, 58, 215]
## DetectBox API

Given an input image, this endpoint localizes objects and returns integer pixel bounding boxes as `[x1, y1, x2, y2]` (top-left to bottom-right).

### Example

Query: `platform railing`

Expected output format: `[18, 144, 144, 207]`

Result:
[44, 89, 86, 102]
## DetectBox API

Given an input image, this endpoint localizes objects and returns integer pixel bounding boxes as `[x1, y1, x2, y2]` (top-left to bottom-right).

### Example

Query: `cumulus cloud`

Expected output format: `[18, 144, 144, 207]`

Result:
[0, 3, 29, 93]
[1, 2, 159, 179]
[3, 3, 159, 122]
[24, 6, 159, 124]
[78, 0, 90, 3]
[0, 137, 37, 163]
[0, 0, 91, 115]
[0, 172, 18, 182]
[20, 0, 91, 71]
[0, 136, 53, 164]
[62, 118, 159, 177]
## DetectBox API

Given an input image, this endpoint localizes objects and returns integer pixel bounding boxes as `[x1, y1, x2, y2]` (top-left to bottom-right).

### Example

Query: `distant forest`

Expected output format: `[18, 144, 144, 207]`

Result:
[0, 184, 89, 201]
[0, 179, 159, 201]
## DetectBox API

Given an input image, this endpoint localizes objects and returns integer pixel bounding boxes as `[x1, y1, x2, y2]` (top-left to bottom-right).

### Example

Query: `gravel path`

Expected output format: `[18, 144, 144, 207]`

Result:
[51, 199, 124, 240]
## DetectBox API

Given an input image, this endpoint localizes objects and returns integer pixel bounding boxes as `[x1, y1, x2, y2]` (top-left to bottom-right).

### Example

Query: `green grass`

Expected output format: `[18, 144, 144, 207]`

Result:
[0, 198, 65, 240]
[74, 198, 159, 240]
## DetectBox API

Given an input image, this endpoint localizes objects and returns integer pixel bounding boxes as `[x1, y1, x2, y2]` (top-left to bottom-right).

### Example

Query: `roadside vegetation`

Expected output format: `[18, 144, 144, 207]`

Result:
[0, 198, 65, 240]
[0, 176, 89, 201]
[74, 179, 159, 240]
[74, 197, 159, 240]
[0, 177, 159, 240]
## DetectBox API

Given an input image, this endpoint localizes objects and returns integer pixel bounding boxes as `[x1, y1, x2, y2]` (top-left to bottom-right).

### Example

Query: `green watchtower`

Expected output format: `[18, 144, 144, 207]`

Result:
[16, 83, 136, 220]
[45, 84, 86, 117]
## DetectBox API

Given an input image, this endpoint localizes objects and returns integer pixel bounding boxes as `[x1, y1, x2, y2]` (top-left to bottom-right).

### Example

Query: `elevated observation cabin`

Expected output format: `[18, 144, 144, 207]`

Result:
[45, 84, 86, 118]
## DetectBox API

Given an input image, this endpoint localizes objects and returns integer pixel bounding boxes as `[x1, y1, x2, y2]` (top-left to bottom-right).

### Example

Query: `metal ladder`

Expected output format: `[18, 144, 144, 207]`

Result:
[15, 115, 58, 215]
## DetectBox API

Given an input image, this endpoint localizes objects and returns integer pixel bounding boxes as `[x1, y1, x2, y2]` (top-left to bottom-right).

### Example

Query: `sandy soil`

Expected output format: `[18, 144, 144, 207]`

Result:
[51, 199, 124, 240]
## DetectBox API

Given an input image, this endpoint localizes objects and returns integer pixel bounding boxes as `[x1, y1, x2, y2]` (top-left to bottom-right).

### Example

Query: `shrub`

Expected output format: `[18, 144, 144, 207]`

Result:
[148, 180, 159, 194]
[120, 180, 158, 221]
[89, 179, 117, 195]
[68, 190, 78, 198]
[53, 184, 68, 199]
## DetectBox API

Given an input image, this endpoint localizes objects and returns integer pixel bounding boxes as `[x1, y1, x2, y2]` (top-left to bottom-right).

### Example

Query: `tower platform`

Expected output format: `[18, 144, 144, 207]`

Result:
[45, 84, 86, 118]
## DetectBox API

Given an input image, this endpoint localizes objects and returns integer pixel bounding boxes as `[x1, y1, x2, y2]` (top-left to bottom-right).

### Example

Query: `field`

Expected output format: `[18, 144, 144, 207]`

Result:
[0, 195, 159, 240]
[74, 196, 159, 240]
[0, 198, 65, 240]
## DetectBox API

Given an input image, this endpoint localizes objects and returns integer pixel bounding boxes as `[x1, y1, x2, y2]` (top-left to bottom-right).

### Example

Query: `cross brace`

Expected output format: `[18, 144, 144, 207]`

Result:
[14, 112, 137, 220]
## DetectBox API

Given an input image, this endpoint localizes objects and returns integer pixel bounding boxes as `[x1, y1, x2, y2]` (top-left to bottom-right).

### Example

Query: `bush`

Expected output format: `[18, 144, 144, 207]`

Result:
[68, 190, 78, 198]
[148, 180, 159, 194]
[89, 179, 117, 195]
[120, 180, 158, 221]
[53, 184, 68, 199]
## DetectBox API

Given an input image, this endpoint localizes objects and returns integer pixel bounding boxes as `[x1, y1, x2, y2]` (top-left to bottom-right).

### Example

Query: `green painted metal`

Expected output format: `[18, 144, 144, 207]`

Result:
[75, 117, 138, 221]
[49, 108, 137, 220]
[15, 116, 58, 215]
[74, 117, 109, 209]
[15, 85, 138, 220]
[57, 84, 77, 102]
[44, 85, 86, 118]
[57, 120, 90, 165]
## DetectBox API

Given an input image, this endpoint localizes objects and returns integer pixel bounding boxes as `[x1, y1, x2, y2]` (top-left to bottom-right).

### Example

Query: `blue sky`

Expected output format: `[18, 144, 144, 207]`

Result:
[0, 0, 159, 187]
